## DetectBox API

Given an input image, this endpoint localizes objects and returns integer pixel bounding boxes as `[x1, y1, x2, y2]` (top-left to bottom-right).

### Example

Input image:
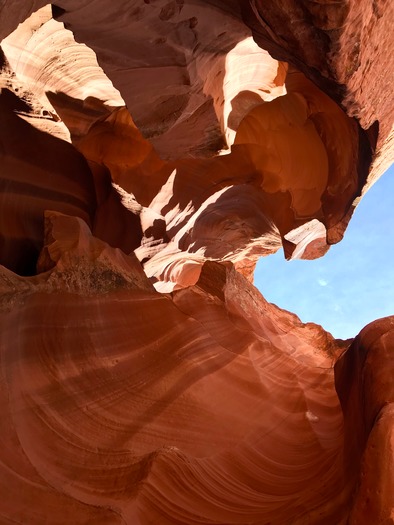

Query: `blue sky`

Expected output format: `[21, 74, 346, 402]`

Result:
[255, 164, 394, 340]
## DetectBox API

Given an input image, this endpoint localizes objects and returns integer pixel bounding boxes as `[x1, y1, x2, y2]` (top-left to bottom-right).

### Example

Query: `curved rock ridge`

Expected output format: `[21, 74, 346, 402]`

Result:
[1, 216, 347, 524]
[0, 5, 124, 146]
[1, 5, 123, 112]
[0, 1, 393, 524]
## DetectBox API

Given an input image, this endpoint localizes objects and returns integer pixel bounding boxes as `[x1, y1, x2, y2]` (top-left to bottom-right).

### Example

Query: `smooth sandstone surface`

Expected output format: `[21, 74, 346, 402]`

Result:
[0, 1, 393, 524]
[0, 215, 346, 525]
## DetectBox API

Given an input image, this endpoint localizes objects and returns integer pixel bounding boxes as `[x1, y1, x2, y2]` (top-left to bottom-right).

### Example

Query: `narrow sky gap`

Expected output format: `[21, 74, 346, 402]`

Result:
[255, 164, 394, 339]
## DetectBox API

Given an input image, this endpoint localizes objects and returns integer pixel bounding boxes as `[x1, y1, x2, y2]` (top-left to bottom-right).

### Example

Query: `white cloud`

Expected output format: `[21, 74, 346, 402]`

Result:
[318, 278, 328, 287]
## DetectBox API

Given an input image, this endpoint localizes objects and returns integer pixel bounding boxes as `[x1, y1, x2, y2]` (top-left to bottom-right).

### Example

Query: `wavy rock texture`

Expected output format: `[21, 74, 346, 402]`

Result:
[0, 1, 393, 524]
[0, 214, 346, 525]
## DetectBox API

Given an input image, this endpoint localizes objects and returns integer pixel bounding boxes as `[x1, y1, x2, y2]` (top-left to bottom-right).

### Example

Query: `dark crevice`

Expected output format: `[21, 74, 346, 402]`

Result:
[0, 46, 6, 70]
[240, 1, 347, 107]
[356, 120, 378, 196]
[365, 120, 379, 152]
[51, 4, 66, 20]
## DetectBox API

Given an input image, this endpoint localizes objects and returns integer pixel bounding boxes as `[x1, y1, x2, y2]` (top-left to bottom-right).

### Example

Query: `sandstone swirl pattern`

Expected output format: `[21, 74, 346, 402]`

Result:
[0, 1, 393, 524]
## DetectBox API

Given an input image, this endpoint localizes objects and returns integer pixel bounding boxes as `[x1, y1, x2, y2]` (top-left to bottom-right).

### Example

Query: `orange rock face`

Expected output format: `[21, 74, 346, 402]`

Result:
[0, 2, 393, 524]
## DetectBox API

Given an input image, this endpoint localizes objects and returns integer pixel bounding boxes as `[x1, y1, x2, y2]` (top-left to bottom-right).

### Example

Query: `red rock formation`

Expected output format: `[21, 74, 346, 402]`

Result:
[0, 86, 96, 275]
[335, 317, 394, 524]
[0, 1, 393, 523]
[0, 214, 346, 524]
[241, 0, 393, 187]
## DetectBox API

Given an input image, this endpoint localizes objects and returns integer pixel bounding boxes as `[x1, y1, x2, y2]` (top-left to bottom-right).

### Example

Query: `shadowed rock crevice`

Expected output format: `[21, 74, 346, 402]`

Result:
[0, 88, 96, 275]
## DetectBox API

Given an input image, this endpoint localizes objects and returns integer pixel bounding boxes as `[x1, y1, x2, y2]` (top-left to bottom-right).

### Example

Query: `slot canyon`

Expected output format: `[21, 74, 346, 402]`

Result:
[0, 1, 393, 523]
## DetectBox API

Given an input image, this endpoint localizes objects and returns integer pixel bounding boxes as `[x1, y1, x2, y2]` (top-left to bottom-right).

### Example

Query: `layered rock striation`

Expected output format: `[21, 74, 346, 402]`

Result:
[0, 1, 393, 523]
